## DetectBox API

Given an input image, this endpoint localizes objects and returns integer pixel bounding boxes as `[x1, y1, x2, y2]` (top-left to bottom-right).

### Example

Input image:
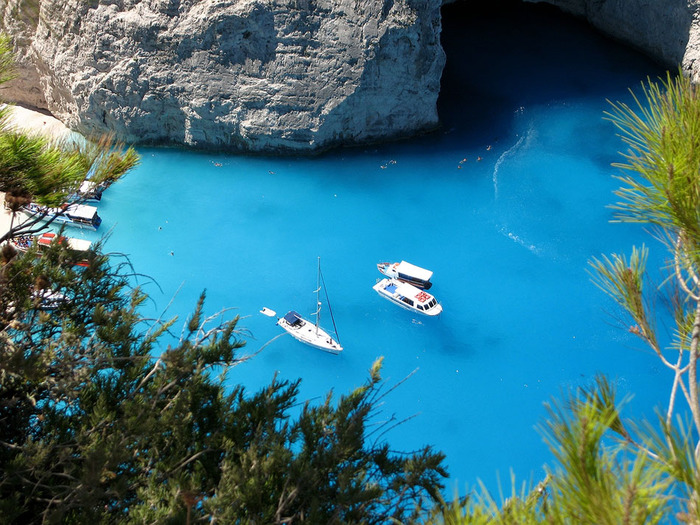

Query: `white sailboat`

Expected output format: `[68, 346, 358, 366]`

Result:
[261, 257, 343, 354]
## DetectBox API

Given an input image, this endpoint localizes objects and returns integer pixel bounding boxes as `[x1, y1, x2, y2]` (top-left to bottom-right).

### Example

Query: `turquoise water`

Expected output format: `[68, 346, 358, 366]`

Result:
[72, 3, 669, 494]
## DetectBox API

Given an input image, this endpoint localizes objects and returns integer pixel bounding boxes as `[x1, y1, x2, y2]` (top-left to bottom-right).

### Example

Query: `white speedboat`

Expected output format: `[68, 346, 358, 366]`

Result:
[77, 180, 103, 202]
[69, 180, 110, 202]
[262, 257, 342, 354]
[35, 232, 92, 253]
[8, 232, 92, 268]
[377, 260, 433, 290]
[21, 203, 102, 230]
[373, 278, 442, 316]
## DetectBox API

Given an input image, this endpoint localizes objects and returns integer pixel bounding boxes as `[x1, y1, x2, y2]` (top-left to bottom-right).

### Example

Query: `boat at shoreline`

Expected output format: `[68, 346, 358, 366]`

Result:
[10, 232, 93, 267]
[36, 232, 92, 252]
[262, 258, 342, 354]
[20, 202, 102, 230]
[377, 260, 433, 290]
[373, 278, 443, 316]
[71, 180, 107, 202]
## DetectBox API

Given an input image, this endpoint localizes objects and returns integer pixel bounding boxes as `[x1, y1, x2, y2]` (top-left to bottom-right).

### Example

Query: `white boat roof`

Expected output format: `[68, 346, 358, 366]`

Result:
[65, 203, 98, 219]
[80, 180, 97, 192]
[66, 238, 92, 251]
[397, 261, 433, 281]
[394, 280, 425, 298]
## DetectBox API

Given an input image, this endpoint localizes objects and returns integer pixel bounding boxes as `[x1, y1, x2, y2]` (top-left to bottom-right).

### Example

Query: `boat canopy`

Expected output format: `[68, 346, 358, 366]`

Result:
[283, 311, 303, 325]
[79, 180, 104, 200]
[394, 281, 425, 299]
[80, 180, 99, 193]
[397, 261, 433, 281]
[67, 238, 92, 252]
[66, 203, 98, 220]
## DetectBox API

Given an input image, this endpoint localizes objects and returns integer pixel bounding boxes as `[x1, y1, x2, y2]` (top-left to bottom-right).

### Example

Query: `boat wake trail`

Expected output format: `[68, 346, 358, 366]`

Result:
[492, 119, 535, 200]
[498, 226, 542, 256]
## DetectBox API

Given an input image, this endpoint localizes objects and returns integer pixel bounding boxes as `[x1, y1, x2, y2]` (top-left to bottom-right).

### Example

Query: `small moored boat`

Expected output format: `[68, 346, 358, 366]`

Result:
[39, 232, 92, 267]
[21, 203, 102, 230]
[262, 257, 342, 354]
[10, 232, 93, 267]
[36, 232, 92, 253]
[373, 278, 442, 316]
[69, 180, 110, 203]
[377, 260, 433, 290]
[276, 310, 343, 354]
[78, 180, 104, 202]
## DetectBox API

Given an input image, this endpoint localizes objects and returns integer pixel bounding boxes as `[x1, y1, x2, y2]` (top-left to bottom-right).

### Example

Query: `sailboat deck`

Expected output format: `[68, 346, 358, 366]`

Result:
[278, 311, 342, 354]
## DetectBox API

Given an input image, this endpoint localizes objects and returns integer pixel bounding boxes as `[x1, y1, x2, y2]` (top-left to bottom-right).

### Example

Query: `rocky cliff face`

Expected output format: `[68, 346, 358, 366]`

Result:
[526, 0, 700, 80]
[0, 0, 445, 153]
[2, 0, 700, 152]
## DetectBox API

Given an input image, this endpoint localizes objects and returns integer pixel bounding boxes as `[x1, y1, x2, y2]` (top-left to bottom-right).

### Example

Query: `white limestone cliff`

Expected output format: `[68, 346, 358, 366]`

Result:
[1, 0, 445, 153]
[2, 0, 700, 152]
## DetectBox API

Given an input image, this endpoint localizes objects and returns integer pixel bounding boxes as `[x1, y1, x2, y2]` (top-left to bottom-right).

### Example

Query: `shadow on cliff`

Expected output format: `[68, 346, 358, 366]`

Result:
[435, 0, 666, 155]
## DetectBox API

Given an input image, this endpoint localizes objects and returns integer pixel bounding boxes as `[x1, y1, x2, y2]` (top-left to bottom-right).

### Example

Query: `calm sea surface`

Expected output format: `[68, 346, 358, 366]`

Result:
[72, 3, 669, 495]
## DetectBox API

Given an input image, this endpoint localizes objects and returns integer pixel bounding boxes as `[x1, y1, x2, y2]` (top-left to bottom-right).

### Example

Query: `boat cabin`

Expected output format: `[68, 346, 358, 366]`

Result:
[379, 260, 433, 289]
[64, 204, 102, 229]
[391, 281, 439, 311]
[79, 180, 105, 201]
[283, 311, 304, 327]
[22, 202, 103, 230]
[37, 232, 92, 253]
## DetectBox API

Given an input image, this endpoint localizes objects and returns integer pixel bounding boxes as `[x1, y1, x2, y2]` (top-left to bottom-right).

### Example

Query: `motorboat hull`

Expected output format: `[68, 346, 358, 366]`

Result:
[373, 278, 442, 316]
[21, 203, 102, 231]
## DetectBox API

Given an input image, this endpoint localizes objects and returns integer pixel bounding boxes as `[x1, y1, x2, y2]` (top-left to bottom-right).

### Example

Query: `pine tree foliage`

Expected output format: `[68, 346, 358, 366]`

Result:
[0, 242, 446, 523]
[0, 34, 15, 86]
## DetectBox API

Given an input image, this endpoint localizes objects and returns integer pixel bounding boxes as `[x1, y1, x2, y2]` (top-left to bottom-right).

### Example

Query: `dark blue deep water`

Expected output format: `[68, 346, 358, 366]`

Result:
[73, 2, 670, 496]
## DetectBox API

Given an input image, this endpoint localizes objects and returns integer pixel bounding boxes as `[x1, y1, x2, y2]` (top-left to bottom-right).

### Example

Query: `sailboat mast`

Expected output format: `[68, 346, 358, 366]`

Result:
[315, 256, 321, 335]
[319, 260, 341, 346]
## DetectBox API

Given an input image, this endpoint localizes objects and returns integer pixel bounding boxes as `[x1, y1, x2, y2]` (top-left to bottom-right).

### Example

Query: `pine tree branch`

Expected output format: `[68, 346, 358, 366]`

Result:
[687, 302, 700, 434]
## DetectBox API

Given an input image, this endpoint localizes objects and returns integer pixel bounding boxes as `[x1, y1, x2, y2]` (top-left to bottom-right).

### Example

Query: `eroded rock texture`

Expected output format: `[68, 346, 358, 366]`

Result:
[1, 0, 445, 152]
[2, 0, 700, 152]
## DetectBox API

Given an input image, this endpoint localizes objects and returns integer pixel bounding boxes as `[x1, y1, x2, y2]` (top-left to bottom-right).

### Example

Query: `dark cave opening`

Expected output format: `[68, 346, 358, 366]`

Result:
[436, 0, 663, 145]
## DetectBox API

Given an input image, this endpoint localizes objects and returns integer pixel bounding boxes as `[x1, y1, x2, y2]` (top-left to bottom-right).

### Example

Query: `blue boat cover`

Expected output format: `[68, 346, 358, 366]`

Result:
[284, 311, 302, 325]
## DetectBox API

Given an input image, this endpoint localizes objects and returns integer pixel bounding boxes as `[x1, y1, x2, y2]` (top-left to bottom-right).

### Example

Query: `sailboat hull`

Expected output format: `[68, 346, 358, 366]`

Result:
[278, 313, 343, 354]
